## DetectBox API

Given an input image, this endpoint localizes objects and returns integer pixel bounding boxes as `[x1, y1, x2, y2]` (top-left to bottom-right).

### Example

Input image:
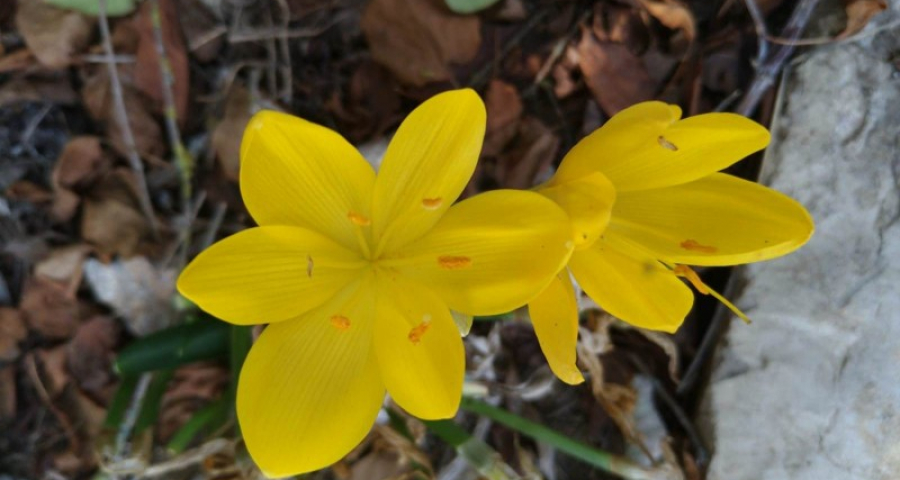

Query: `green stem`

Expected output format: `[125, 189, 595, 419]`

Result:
[460, 398, 677, 480]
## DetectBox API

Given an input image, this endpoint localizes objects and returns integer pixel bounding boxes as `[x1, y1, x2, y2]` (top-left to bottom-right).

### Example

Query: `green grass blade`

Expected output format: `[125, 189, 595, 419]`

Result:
[115, 317, 229, 376]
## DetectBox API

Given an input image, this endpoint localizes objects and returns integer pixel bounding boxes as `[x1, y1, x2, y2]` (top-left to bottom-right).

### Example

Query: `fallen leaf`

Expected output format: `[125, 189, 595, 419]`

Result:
[53, 137, 109, 191]
[67, 316, 120, 399]
[635, 0, 696, 43]
[327, 61, 401, 143]
[0, 307, 27, 362]
[445, 0, 502, 14]
[81, 70, 165, 160]
[0, 366, 15, 419]
[83, 257, 176, 337]
[133, 0, 190, 125]
[837, 0, 887, 39]
[211, 85, 254, 181]
[15, 0, 93, 69]
[483, 79, 522, 156]
[576, 27, 655, 116]
[177, 0, 226, 62]
[362, 0, 481, 86]
[0, 73, 80, 107]
[51, 188, 81, 223]
[0, 49, 37, 74]
[35, 244, 92, 294]
[496, 117, 559, 189]
[593, 3, 650, 52]
[80, 169, 151, 256]
[20, 276, 80, 340]
[158, 363, 229, 441]
[36, 346, 70, 397]
[44, 0, 137, 16]
[6, 180, 54, 203]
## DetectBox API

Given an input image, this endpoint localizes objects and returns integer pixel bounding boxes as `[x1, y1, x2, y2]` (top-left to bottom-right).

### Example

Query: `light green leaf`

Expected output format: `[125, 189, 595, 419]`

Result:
[445, 0, 502, 14]
[43, 0, 137, 17]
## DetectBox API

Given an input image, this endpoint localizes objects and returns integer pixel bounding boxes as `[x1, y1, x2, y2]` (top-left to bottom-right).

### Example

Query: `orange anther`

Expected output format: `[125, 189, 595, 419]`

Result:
[330, 315, 351, 331]
[673, 265, 710, 295]
[422, 197, 443, 210]
[347, 211, 371, 226]
[680, 239, 717, 253]
[437, 255, 472, 269]
[408, 322, 430, 345]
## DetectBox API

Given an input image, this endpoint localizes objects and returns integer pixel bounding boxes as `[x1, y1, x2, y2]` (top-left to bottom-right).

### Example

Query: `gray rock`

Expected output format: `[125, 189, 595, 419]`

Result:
[702, 7, 900, 480]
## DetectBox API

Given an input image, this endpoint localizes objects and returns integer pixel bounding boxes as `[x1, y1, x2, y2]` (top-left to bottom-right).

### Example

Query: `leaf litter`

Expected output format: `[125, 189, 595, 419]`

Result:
[0, 0, 883, 479]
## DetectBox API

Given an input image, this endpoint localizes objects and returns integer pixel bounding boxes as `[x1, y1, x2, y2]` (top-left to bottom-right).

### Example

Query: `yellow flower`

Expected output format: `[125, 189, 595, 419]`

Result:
[530, 101, 814, 385]
[176, 89, 573, 476]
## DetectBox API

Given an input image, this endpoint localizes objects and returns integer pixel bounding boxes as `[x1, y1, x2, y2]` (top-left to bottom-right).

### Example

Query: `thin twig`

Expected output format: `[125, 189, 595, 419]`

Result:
[742, 0, 769, 67]
[737, 0, 821, 116]
[274, 0, 293, 103]
[98, 0, 159, 238]
[112, 373, 153, 469]
[149, 0, 192, 212]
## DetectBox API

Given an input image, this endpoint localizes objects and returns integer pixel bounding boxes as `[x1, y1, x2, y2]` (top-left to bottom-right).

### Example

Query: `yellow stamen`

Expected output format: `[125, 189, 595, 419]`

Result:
[658, 135, 678, 151]
[673, 265, 751, 324]
[347, 211, 371, 226]
[330, 315, 351, 331]
[408, 321, 430, 345]
[437, 255, 472, 269]
[680, 239, 717, 253]
[422, 197, 443, 209]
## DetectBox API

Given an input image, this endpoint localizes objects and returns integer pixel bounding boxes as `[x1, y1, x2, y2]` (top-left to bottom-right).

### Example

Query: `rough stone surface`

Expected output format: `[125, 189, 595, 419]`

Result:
[702, 8, 900, 480]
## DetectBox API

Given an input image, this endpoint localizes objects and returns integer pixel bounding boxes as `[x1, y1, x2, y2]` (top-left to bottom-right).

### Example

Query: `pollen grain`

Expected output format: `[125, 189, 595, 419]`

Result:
[680, 239, 717, 253]
[348, 211, 371, 226]
[437, 255, 472, 269]
[330, 315, 351, 331]
[422, 197, 443, 210]
[408, 321, 430, 345]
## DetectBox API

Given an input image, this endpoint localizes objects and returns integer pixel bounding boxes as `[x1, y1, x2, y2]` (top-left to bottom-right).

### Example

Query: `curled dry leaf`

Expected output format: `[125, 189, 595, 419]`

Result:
[576, 27, 655, 116]
[35, 244, 92, 295]
[15, 0, 93, 69]
[361, 0, 481, 86]
[483, 79, 523, 157]
[53, 137, 110, 191]
[211, 85, 254, 181]
[66, 316, 120, 399]
[134, 0, 190, 125]
[83, 256, 176, 337]
[81, 169, 151, 256]
[0, 307, 27, 362]
[497, 117, 560, 189]
[20, 276, 80, 340]
[837, 0, 888, 39]
[635, 0, 696, 44]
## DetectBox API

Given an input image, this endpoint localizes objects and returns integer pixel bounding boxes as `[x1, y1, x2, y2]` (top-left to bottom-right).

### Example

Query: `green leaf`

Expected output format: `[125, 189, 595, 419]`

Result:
[43, 0, 138, 17]
[445, 0, 502, 14]
[425, 419, 518, 480]
[115, 318, 230, 376]
[166, 396, 230, 453]
[104, 375, 138, 429]
[134, 370, 174, 434]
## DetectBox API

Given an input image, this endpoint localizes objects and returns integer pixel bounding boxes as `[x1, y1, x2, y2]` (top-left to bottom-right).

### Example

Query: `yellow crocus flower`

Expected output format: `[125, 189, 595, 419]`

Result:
[176, 89, 573, 476]
[531, 101, 814, 385]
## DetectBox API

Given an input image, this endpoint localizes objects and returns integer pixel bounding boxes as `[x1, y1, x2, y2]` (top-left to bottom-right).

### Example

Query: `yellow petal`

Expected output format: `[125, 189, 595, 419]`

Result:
[374, 276, 463, 419]
[527, 270, 584, 385]
[240, 110, 376, 253]
[177, 226, 366, 325]
[372, 89, 486, 255]
[536, 171, 616, 249]
[569, 234, 693, 332]
[554, 102, 770, 192]
[387, 190, 573, 316]
[610, 173, 814, 266]
[237, 282, 383, 477]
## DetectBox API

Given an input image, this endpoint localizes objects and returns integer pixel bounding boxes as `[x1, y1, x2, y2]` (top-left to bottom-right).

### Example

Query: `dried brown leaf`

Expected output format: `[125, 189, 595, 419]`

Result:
[361, 0, 481, 86]
[496, 117, 559, 189]
[0, 307, 27, 362]
[576, 28, 655, 116]
[67, 316, 119, 399]
[53, 136, 109, 191]
[35, 244, 92, 294]
[0, 366, 15, 419]
[837, 0, 887, 39]
[483, 79, 523, 157]
[636, 0, 696, 43]
[134, 0, 190, 125]
[15, 0, 92, 69]
[211, 85, 254, 181]
[36, 346, 70, 398]
[20, 276, 80, 340]
[81, 170, 151, 256]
